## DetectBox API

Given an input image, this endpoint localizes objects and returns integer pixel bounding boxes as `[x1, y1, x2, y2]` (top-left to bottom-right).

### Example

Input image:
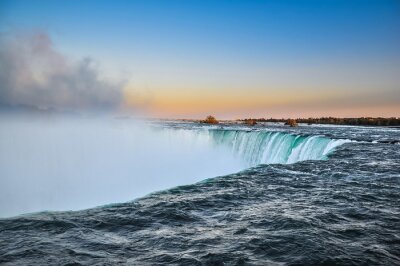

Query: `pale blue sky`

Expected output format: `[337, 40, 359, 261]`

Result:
[0, 0, 399, 118]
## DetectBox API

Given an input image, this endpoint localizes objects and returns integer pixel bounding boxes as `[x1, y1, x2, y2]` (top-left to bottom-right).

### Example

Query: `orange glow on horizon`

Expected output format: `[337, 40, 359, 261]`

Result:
[123, 87, 394, 119]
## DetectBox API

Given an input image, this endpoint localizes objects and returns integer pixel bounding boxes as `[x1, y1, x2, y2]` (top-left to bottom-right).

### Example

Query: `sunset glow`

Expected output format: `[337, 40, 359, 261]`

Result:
[1, 0, 399, 118]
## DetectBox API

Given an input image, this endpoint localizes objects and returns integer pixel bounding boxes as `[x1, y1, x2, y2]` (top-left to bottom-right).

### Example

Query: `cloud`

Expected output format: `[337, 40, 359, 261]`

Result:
[0, 31, 124, 112]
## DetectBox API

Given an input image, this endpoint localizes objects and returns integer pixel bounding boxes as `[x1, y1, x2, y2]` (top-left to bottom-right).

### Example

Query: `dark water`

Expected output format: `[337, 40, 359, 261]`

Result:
[1, 123, 399, 265]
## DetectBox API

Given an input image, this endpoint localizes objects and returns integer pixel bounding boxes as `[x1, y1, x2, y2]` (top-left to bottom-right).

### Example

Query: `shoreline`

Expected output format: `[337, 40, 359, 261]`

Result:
[170, 117, 400, 128]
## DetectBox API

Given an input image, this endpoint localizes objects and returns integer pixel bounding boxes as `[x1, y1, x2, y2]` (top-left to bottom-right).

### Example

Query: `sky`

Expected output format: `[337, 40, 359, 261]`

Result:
[0, 0, 399, 119]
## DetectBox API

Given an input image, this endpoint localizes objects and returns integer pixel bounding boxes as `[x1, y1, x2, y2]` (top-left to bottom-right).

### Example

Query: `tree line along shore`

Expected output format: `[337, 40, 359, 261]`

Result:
[242, 117, 400, 127]
[198, 116, 400, 127]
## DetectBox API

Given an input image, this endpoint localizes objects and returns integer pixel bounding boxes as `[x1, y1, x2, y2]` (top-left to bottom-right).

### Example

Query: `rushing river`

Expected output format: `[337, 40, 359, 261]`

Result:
[1, 119, 399, 265]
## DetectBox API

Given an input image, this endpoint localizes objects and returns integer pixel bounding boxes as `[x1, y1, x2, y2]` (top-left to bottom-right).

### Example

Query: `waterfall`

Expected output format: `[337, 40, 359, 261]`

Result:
[205, 129, 350, 166]
[0, 118, 350, 217]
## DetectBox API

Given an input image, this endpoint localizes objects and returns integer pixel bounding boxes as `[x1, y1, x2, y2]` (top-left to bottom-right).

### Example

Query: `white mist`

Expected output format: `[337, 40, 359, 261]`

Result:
[0, 116, 245, 218]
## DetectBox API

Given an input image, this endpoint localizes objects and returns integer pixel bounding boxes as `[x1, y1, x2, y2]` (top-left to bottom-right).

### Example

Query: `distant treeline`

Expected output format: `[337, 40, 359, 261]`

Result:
[240, 117, 400, 127]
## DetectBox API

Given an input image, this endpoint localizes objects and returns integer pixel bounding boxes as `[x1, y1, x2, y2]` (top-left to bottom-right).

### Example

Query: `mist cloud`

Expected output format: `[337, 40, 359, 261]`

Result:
[0, 31, 124, 112]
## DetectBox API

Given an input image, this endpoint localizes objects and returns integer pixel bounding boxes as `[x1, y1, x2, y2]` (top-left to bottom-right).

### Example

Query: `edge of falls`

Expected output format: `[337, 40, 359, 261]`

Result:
[204, 129, 351, 166]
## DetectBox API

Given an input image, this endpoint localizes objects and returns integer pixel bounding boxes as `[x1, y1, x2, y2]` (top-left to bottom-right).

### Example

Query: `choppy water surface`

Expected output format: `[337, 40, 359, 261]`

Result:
[1, 121, 399, 265]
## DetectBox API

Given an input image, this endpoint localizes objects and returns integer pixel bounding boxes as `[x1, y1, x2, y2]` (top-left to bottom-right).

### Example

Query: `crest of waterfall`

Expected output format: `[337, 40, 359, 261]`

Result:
[205, 130, 350, 166]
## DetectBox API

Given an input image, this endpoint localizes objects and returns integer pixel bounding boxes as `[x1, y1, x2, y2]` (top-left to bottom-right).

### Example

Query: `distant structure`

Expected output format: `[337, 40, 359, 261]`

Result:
[202, 115, 219, 124]
[285, 119, 298, 127]
[243, 119, 257, 126]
